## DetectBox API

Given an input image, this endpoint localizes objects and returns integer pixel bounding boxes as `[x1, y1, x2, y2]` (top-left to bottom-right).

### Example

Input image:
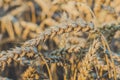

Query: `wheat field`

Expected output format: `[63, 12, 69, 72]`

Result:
[0, 0, 120, 80]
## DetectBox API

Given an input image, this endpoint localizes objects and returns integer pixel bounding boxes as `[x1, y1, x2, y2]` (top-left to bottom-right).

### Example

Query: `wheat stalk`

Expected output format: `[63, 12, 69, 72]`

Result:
[0, 46, 38, 71]
[23, 18, 95, 47]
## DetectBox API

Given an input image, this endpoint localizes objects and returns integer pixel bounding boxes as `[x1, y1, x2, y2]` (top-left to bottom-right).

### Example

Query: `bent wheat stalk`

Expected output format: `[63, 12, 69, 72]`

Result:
[23, 18, 95, 47]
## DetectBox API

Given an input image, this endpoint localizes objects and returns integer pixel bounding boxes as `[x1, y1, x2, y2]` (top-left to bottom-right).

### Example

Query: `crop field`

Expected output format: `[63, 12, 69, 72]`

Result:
[0, 0, 120, 80]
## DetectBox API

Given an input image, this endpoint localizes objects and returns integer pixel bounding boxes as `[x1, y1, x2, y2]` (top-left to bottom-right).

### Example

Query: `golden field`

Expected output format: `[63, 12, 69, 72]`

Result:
[0, 0, 120, 80]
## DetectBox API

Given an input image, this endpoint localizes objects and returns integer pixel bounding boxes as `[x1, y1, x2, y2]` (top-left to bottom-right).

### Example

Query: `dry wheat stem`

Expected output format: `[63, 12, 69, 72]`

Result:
[23, 18, 95, 47]
[0, 46, 38, 71]
[78, 39, 101, 79]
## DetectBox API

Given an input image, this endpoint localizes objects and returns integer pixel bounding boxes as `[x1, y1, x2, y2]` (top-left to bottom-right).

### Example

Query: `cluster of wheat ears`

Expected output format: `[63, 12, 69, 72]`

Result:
[0, 0, 120, 80]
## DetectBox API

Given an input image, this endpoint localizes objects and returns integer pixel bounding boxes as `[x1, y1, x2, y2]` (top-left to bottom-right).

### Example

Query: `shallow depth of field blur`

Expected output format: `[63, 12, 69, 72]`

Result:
[0, 0, 120, 80]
